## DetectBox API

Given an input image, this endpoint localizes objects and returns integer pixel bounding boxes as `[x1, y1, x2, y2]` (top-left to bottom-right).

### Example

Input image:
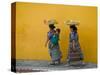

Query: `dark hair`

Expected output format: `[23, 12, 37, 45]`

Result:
[49, 24, 55, 30]
[56, 28, 60, 33]
[70, 25, 77, 33]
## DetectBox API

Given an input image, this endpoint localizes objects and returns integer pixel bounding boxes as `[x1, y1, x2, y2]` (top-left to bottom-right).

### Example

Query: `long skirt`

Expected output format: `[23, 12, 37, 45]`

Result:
[48, 42, 61, 62]
[67, 41, 84, 63]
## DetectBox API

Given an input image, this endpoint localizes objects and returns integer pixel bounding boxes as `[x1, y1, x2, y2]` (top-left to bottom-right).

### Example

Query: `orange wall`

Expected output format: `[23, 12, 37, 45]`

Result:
[15, 2, 97, 63]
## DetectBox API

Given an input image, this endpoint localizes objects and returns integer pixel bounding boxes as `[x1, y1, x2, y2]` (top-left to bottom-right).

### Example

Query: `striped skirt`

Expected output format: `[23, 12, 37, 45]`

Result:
[67, 42, 84, 64]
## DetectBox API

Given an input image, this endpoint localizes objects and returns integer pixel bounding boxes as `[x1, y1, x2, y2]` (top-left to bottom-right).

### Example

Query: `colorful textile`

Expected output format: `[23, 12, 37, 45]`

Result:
[48, 31, 61, 62]
[67, 32, 84, 63]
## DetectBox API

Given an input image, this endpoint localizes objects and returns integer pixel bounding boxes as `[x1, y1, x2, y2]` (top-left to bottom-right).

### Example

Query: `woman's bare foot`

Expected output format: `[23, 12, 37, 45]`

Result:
[50, 62, 56, 65]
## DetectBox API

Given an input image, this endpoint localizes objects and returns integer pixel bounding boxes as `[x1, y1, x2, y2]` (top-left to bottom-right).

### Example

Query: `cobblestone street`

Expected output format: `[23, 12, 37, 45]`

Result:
[16, 60, 97, 73]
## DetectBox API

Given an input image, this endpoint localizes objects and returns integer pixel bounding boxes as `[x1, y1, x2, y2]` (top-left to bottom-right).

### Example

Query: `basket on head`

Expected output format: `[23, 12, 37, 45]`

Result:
[44, 19, 58, 25]
[48, 19, 58, 25]
[64, 20, 80, 26]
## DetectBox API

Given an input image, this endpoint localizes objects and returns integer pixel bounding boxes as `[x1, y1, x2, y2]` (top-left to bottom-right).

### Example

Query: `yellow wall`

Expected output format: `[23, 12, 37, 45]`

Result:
[15, 2, 97, 63]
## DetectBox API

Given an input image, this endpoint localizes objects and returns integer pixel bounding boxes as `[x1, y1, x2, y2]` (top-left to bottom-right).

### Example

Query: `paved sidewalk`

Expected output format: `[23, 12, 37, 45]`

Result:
[16, 60, 97, 73]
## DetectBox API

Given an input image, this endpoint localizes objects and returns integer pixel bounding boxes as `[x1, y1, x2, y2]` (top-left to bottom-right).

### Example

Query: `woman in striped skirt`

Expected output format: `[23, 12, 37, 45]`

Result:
[67, 25, 84, 66]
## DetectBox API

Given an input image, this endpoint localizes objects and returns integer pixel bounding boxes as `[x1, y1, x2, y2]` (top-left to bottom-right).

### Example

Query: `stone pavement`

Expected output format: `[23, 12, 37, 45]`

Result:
[16, 60, 97, 73]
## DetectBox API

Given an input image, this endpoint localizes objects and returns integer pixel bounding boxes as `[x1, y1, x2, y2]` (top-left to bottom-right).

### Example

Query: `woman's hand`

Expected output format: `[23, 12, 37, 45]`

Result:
[45, 43, 47, 47]
[45, 33, 49, 47]
[73, 46, 76, 51]
[72, 40, 76, 51]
